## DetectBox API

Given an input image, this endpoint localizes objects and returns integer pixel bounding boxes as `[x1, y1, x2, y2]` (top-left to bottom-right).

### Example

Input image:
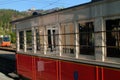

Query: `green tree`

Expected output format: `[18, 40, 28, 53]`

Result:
[0, 9, 29, 43]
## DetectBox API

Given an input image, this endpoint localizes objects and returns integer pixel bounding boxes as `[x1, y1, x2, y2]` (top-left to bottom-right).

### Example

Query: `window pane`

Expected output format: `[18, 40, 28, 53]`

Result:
[47, 28, 59, 52]
[19, 31, 24, 49]
[3, 37, 10, 41]
[48, 30, 52, 48]
[106, 19, 120, 58]
[26, 30, 32, 50]
[36, 29, 40, 50]
[79, 22, 94, 55]
[53, 30, 56, 48]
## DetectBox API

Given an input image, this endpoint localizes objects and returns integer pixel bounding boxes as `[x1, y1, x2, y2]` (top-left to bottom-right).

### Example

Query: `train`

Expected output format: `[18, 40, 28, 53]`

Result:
[0, 35, 11, 47]
[11, 0, 120, 80]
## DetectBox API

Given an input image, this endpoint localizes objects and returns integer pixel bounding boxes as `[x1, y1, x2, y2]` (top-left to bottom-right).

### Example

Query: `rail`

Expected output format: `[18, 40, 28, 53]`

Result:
[0, 47, 16, 52]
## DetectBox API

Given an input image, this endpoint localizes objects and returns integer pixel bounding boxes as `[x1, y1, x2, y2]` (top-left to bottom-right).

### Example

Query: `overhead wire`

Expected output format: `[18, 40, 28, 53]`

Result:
[0, 0, 27, 5]
[0, 0, 61, 9]
[0, 0, 83, 10]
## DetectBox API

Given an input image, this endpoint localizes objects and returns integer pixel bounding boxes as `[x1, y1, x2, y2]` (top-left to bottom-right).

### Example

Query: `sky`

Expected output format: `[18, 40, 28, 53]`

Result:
[0, 0, 91, 11]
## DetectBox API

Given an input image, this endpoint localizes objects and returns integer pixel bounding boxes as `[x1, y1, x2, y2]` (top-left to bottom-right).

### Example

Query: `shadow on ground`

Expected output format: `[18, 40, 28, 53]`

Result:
[0, 54, 20, 80]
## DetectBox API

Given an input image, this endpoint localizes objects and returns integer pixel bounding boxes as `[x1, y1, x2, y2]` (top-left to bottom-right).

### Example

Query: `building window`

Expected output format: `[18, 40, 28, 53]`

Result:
[79, 22, 94, 55]
[26, 30, 32, 51]
[61, 23, 75, 56]
[106, 19, 120, 58]
[19, 31, 24, 50]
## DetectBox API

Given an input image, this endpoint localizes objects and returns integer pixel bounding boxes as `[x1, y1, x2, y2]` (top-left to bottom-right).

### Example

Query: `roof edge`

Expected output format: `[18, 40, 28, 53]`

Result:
[10, 0, 105, 23]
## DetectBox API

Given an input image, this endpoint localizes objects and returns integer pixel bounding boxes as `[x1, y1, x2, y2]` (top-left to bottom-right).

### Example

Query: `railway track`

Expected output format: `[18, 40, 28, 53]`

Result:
[0, 47, 16, 52]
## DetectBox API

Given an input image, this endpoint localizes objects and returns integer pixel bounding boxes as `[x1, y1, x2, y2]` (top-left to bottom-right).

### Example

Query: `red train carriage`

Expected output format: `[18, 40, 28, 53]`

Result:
[11, 0, 120, 80]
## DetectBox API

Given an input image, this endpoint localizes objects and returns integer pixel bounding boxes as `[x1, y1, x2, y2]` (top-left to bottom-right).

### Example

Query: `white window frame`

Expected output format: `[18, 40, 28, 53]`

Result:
[17, 28, 34, 54]
[45, 25, 59, 55]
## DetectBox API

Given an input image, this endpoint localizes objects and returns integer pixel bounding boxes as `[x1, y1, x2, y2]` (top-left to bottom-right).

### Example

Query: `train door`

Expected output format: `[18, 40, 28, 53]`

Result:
[47, 28, 58, 52]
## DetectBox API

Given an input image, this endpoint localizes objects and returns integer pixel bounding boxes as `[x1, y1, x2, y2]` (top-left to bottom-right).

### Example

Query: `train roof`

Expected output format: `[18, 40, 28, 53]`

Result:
[10, 0, 105, 24]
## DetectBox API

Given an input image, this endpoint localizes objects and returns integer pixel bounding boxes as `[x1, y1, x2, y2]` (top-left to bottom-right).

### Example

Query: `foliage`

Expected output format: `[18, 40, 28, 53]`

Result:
[0, 8, 62, 43]
[10, 32, 16, 43]
[0, 9, 28, 43]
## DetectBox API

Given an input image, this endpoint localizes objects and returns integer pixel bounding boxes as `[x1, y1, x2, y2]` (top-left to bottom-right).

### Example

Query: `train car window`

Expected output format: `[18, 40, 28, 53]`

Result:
[3, 37, 10, 41]
[106, 19, 120, 58]
[36, 27, 44, 53]
[61, 23, 75, 57]
[36, 29, 40, 50]
[79, 22, 94, 55]
[19, 31, 24, 50]
[26, 30, 32, 51]
[48, 30, 52, 48]
[47, 28, 59, 53]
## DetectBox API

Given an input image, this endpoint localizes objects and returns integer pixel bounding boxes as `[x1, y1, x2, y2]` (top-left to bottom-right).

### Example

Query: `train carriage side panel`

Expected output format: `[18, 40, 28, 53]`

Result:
[59, 60, 120, 80]
[35, 57, 59, 80]
[103, 68, 120, 80]
[16, 54, 33, 79]
[59, 60, 97, 80]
